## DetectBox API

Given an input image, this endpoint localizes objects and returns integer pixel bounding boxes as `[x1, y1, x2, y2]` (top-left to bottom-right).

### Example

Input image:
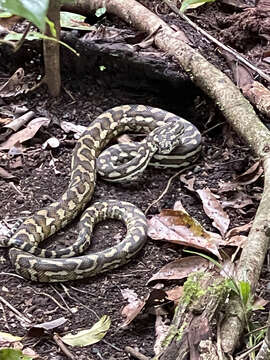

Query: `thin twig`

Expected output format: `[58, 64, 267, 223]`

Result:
[202, 122, 225, 135]
[50, 284, 74, 314]
[246, 324, 270, 336]
[68, 285, 96, 296]
[164, 0, 270, 83]
[0, 295, 31, 324]
[235, 341, 263, 360]
[29, 287, 70, 313]
[102, 339, 122, 352]
[0, 272, 25, 280]
[14, 21, 31, 52]
[63, 86, 76, 102]
[59, 284, 100, 319]
[125, 346, 150, 360]
[0, 302, 10, 332]
[53, 333, 76, 360]
[9, 182, 24, 196]
[145, 165, 195, 215]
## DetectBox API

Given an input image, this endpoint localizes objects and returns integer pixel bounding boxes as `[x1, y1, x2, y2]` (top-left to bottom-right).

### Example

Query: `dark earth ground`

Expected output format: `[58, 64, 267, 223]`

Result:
[0, 0, 270, 359]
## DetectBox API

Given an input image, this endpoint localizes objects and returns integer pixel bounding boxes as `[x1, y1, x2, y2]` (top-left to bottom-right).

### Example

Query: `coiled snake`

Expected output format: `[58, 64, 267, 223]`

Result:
[1, 105, 201, 282]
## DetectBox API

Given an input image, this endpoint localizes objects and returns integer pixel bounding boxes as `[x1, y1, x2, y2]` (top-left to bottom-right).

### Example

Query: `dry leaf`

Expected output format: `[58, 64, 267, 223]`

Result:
[226, 222, 252, 238]
[27, 317, 67, 337]
[0, 68, 25, 98]
[166, 286, 184, 303]
[0, 222, 10, 238]
[60, 120, 86, 136]
[0, 117, 50, 150]
[179, 174, 195, 191]
[148, 208, 222, 258]
[148, 256, 210, 284]
[121, 289, 167, 327]
[21, 347, 39, 359]
[9, 157, 23, 169]
[0, 166, 15, 179]
[253, 296, 269, 310]
[218, 180, 240, 193]
[173, 200, 186, 211]
[236, 161, 263, 185]
[226, 235, 247, 247]
[222, 192, 254, 209]
[0, 331, 22, 346]
[219, 258, 236, 278]
[8, 144, 24, 156]
[197, 187, 230, 236]
[121, 289, 145, 327]
[3, 111, 35, 131]
[61, 315, 110, 347]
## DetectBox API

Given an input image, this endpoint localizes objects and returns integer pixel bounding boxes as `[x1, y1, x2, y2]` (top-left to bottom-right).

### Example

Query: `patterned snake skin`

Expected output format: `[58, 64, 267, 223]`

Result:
[1, 105, 201, 282]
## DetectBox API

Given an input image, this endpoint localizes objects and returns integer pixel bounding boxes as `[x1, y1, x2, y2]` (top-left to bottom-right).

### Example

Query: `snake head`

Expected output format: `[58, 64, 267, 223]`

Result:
[151, 119, 185, 154]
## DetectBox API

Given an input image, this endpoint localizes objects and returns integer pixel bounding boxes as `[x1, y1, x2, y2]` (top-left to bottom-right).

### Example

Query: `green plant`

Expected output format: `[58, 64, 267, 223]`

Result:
[0, 0, 75, 96]
[184, 249, 264, 358]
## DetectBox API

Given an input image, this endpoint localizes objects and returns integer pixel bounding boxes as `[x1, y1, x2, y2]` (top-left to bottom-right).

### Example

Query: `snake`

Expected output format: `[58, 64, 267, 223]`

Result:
[1, 105, 201, 282]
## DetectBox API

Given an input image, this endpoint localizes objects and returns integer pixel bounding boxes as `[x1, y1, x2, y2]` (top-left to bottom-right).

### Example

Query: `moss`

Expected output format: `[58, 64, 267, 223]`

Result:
[176, 322, 187, 342]
[161, 325, 178, 348]
[182, 272, 206, 304]
[182, 272, 229, 306]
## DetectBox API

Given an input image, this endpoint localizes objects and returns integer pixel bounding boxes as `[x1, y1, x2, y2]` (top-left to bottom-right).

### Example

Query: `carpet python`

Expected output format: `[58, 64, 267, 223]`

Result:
[1, 105, 201, 282]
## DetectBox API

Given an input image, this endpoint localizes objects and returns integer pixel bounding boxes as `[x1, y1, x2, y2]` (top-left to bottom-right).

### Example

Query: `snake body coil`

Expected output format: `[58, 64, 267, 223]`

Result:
[2, 105, 201, 282]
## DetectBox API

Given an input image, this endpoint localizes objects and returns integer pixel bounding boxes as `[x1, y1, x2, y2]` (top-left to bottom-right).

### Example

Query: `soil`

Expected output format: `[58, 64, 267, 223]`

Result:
[0, 0, 269, 359]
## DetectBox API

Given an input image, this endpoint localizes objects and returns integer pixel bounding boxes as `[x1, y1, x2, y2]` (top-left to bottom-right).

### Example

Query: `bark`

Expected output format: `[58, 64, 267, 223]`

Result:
[158, 272, 228, 360]
[221, 155, 270, 353]
[242, 81, 270, 120]
[60, 29, 186, 89]
[43, 0, 61, 97]
[61, 0, 270, 357]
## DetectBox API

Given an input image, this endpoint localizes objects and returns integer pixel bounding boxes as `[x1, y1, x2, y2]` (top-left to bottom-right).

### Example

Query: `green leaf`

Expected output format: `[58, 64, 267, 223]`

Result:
[227, 279, 240, 296]
[95, 7, 106, 18]
[60, 11, 94, 31]
[238, 281, 251, 307]
[5, 31, 41, 41]
[180, 0, 216, 13]
[0, 0, 49, 31]
[61, 315, 111, 347]
[0, 11, 13, 18]
[4, 31, 79, 56]
[0, 348, 32, 360]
